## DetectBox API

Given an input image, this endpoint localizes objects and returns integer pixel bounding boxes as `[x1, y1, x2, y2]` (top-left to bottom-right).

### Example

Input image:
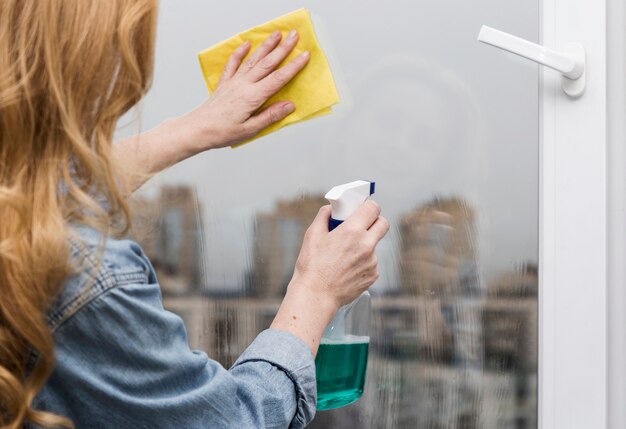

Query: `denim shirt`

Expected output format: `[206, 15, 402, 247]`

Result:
[32, 226, 317, 428]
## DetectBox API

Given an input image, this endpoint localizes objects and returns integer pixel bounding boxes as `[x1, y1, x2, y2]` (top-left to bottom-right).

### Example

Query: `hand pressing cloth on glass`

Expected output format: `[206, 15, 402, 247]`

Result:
[198, 8, 340, 147]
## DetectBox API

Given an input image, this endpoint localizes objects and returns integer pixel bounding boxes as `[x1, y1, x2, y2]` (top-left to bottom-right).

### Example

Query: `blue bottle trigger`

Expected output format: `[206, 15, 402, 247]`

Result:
[325, 180, 376, 232]
[329, 217, 343, 231]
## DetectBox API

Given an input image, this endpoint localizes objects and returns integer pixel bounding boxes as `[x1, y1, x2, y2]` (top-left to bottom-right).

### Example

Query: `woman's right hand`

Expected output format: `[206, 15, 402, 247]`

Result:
[291, 201, 389, 308]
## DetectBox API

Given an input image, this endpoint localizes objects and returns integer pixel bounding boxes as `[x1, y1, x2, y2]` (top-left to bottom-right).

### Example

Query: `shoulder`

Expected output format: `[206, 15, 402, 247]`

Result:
[46, 224, 157, 331]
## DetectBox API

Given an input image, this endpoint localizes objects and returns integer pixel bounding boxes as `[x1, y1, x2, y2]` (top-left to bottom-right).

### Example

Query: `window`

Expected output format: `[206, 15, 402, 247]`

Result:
[127, 0, 574, 426]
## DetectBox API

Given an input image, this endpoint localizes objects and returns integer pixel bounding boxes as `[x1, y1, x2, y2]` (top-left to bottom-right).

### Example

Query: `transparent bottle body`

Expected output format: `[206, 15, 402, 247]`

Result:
[315, 291, 371, 410]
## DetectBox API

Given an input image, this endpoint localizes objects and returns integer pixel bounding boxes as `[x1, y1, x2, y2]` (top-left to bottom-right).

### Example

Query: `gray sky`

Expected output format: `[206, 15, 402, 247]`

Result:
[121, 0, 539, 292]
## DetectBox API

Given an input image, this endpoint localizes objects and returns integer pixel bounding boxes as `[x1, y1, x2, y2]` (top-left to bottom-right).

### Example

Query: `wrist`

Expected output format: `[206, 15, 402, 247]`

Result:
[141, 116, 201, 171]
[164, 112, 215, 159]
[288, 271, 341, 316]
[270, 274, 340, 356]
[177, 101, 225, 153]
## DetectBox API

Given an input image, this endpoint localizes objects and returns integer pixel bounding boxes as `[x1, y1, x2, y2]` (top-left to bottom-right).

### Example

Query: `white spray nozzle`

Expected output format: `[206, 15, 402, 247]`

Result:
[325, 180, 375, 227]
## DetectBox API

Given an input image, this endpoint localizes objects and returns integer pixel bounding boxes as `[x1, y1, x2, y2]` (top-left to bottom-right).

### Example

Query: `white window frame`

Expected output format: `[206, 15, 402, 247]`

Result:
[607, 1, 626, 428]
[540, 0, 608, 427]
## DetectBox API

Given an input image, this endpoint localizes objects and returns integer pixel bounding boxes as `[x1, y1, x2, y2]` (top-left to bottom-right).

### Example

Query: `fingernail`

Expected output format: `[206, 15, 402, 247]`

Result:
[300, 51, 310, 59]
[283, 103, 295, 114]
[287, 29, 298, 40]
[272, 30, 281, 39]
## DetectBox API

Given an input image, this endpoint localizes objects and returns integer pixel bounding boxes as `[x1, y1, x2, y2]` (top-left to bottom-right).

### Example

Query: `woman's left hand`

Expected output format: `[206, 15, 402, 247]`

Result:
[183, 29, 310, 150]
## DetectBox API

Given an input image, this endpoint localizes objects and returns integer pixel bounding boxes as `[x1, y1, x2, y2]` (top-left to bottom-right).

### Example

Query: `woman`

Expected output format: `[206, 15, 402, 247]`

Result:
[0, 1, 388, 428]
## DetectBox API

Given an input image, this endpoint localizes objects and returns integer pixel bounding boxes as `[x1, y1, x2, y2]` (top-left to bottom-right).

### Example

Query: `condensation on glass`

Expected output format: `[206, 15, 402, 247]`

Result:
[130, 0, 539, 427]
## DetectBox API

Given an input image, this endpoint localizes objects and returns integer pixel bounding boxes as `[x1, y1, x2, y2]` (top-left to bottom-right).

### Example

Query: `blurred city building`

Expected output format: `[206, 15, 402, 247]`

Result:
[394, 197, 483, 365]
[483, 264, 538, 373]
[250, 195, 327, 297]
[399, 197, 481, 297]
[132, 185, 204, 295]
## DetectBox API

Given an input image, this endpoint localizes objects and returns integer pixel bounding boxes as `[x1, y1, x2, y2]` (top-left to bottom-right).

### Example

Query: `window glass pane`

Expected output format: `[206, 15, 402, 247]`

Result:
[132, 0, 539, 427]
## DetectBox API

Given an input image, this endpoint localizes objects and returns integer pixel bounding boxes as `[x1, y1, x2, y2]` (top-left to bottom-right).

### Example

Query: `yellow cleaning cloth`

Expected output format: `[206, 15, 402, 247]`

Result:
[198, 8, 340, 147]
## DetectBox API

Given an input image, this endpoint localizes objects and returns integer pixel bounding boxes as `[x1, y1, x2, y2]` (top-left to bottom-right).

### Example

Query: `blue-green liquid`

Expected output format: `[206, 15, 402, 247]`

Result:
[315, 340, 369, 410]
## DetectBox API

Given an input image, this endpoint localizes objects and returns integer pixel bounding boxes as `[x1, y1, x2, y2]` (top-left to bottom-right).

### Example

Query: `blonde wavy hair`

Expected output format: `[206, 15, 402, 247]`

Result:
[0, 1, 157, 427]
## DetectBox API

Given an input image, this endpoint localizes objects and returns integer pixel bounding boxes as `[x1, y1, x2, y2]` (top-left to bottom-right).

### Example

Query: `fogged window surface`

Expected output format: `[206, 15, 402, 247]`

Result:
[131, 0, 539, 427]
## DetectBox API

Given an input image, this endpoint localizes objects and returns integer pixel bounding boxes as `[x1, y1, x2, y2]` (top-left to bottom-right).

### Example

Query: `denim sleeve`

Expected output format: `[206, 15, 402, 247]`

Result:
[39, 282, 317, 429]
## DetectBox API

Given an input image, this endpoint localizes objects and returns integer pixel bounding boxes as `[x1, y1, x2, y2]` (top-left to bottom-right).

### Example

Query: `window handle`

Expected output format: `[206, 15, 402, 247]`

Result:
[477, 25, 586, 98]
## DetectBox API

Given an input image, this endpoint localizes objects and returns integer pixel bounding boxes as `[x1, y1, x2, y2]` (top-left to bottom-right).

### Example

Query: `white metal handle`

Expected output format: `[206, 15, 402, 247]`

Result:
[477, 25, 586, 97]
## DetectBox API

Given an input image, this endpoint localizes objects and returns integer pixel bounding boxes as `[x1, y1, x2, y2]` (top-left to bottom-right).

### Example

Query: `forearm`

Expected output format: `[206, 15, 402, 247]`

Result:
[113, 111, 213, 193]
[270, 274, 339, 357]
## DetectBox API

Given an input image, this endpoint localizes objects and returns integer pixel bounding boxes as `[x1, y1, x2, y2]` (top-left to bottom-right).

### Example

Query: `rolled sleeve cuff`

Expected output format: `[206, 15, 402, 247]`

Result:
[232, 329, 317, 428]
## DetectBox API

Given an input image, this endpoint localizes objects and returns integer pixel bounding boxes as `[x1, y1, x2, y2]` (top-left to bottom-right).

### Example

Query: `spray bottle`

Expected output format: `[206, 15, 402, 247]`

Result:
[315, 180, 375, 410]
